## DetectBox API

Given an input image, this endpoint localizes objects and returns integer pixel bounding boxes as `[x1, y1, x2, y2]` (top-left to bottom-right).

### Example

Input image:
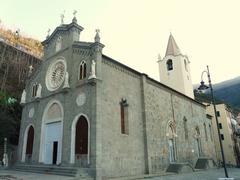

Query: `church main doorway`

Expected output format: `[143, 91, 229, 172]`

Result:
[44, 122, 62, 164]
[40, 101, 63, 165]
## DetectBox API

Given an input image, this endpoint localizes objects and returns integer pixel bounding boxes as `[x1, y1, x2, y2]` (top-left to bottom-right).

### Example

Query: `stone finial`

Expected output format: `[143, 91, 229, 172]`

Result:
[72, 10, 77, 23]
[88, 60, 96, 79]
[158, 54, 161, 61]
[20, 89, 26, 104]
[47, 28, 51, 38]
[63, 71, 70, 88]
[94, 29, 100, 43]
[60, 10, 65, 25]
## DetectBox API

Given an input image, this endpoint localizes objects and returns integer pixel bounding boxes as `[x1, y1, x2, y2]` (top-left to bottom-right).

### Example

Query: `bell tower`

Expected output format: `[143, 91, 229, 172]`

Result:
[158, 34, 194, 98]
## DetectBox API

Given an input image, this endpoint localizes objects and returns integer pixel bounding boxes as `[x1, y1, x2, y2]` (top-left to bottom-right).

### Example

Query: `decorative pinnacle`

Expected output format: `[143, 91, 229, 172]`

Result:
[95, 29, 100, 43]
[72, 10, 77, 23]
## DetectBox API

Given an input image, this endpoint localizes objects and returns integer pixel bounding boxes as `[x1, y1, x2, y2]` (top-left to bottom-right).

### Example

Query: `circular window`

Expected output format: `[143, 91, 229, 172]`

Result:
[46, 59, 66, 91]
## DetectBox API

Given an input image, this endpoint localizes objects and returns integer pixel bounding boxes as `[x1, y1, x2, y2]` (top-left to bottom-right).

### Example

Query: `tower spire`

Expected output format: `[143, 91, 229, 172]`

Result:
[165, 34, 181, 56]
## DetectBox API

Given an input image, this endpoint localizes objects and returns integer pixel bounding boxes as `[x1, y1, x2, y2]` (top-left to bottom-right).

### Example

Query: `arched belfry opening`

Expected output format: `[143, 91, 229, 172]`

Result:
[39, 100, 63, 165]
[166, 59, 173, 71]
[70, 114, 90, 166]
[22, 125, 34, 163]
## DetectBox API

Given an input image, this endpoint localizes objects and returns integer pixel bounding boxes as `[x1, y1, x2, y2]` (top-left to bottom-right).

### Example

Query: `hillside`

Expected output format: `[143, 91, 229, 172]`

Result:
[195, 76, 240, 112]
[0, 26, 43, 58]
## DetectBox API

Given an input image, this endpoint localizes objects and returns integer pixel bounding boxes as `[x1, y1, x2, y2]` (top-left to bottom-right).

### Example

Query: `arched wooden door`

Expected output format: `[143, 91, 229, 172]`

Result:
[26, 126, 34, 162]
[75, 116, 88, 166]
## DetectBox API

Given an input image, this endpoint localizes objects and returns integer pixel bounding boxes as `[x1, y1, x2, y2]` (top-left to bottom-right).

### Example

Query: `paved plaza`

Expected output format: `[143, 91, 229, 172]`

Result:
[0, 168, 239, 180]
[142, 168, 240, 180]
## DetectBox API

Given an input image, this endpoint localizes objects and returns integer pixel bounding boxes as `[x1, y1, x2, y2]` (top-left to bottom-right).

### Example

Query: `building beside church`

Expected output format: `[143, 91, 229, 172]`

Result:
[18, 16, 216, 179]
[207, 103, 240, 166]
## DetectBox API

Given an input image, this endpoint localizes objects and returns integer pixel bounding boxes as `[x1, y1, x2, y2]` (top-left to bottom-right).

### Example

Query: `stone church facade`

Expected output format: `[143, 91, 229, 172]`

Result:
[18, 17, 216, 179]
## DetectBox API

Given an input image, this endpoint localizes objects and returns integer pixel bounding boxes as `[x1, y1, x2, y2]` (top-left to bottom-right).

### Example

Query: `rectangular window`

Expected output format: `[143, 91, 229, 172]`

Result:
[218, 123, 223, 129]
[120, 99, 128, 135]
[221, 134, 224, 140]
[216, 111, 220, 117]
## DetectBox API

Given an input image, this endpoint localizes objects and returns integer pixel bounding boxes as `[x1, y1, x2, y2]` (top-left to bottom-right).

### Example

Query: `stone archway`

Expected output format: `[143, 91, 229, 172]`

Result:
[22, 125, 34, 163]
[39, 100, 63, 165]
[70, 114, 90, 165]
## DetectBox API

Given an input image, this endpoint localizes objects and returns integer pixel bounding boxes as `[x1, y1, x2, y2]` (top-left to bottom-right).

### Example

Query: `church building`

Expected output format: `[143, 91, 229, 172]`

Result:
[18, 15, 216, 179]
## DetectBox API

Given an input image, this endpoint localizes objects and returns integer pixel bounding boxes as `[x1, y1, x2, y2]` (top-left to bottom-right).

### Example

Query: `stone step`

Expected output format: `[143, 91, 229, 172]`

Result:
[13, 164, 92, 178]
[195, 157, 216, 169]
[166, 163, 194, 173]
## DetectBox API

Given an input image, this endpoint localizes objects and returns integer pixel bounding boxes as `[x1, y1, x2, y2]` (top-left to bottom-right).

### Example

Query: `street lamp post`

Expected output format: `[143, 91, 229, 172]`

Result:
[198, 65, 229, 178]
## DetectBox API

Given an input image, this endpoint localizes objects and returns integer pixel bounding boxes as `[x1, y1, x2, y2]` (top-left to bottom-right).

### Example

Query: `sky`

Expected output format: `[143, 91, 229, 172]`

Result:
[0, 0, 240, 84]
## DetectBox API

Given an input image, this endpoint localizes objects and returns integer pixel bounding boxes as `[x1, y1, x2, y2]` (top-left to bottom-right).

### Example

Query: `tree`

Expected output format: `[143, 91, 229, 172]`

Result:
[0, 90, 21, 146]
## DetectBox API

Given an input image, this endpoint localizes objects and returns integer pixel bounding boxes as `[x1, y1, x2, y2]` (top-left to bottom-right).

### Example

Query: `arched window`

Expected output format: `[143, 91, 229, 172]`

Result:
[183, 117, 188, 140]
[184, 59, 188, 72]
[166, 59, 173, 71]
[79, 61, 87, 80]
[204, 123, 208, 141]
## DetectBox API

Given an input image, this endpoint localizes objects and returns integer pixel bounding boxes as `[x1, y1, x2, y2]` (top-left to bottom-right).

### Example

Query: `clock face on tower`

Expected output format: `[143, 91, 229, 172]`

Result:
[46, 58, 66, 91]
